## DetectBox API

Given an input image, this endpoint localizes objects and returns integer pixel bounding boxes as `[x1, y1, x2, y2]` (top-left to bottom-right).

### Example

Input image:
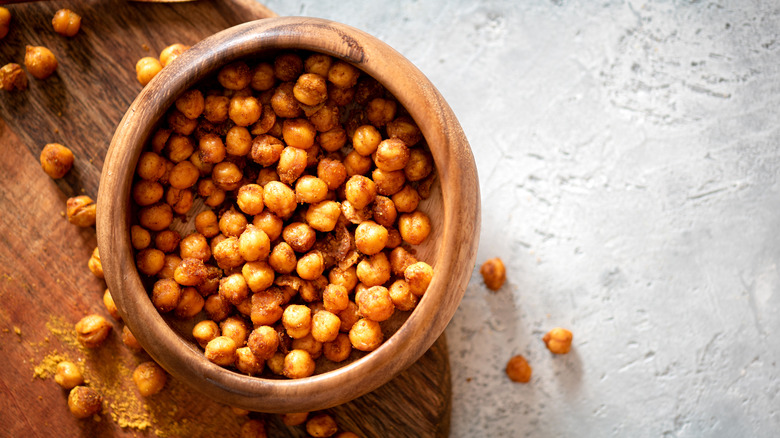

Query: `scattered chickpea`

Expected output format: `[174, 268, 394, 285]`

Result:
[506, 355, 532, 383]
[159, 43, 189, 67]
[136, 57, 162, 86]
[0, 7, 9, 40]
[480, 257, 506, 291]
[68, 386, 102, 419]
[52, 9, 81, 37]
[122, 325, 144, 352]
[133, 361, 167, 396]
[0, 63, 27, 91]
[66, 195, 96, 227]
[543, 327, 573, 354]
[306, 414, 338, 437]
[75, 314, 112, 348]
[54, 361, 83, 389]
[240, 418, 268, 438]
[281, 412, 309, 426]
[40, 143, 74, 179]
[25, 45, 57, 80]
[88, 247, 104, 278]
[103, 289, 120, 320]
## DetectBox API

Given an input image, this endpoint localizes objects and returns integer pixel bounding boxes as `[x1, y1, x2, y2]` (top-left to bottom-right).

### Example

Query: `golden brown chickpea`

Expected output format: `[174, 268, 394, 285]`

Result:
[0, 7, 10, 40]
[130, 225, 151, 250]
[251, 104, 277, 134]
[191, 210, 218, 238]
[318, 127, 347, 153]
[356, 252, 391, 287]
[154, 229, 181, 253]
[136, 56, 161, 86]
[366, 97, 397, 127]
[218, 61, 251, 90]
[304, 53, 331, 76]
[205, 335, 238, 366]
[271, 82, 302, 118]
[166, 133, 195, 162]
[197, 264, 223, 296]
[297, 251, 325, 281]
[204, 94, 230, 123]
[274, 53, 303, 81]
[389, 247, 418, 277]
[328, 266, 357, 293]
[398, 211, 431, 245]
[385, 228, 402, 249]
[242, 262, 274, 294]
[234, 184, 264, 216]
[374, 138, 410, 172]
[224, 126, 252, 157]
[55, 361, 83, 390]
[25, 45, 57, 80]
[320, 284, 348, 313]
[371, 168, 404, 196]
[543, 327, 573, 354]
[277, 146, 307, 185]
[262, 181, 296, 219]
[316, 157, 348, 191]
[159, 43, 189, 67]
[293, 175, 327, 204]
[344, 175, 377, 210]
[219, 206, 248, 238]
[68, 386, 102, 419]
[173, 257, 207, 286]
[348, 318, 383, 351]
[506, 355, 532, 383]
[138, 202, 173, 231]
[480, 257, 506, 291]
[174, 89, 204, 119]
[136, 248, 165, 276]
[220, 315, 249, 346]
[268, 242, 297, 275]
[387, 115, 422, 146]
[198, 134, 226, 164]
[352, 125, 382, 156]
[152, 278, 182, 313]
[235, 346, 264, 376]
[388, 279, 418, 311]
[303, 201, 340, 232]
[150, 128, 172, 154]
[133, 361, 167, 397]
[179, 232, 211, 262]
[338, 301, 360, 333]
[66, 195, 97, 227]
[310, 310, 341, 343]
[404, 261, 433, 296]
[249, 134, 284, 167]
[391, 185, 420, 213]
[238, 225, 271, 262]
[343, 150, 372, 177]
[282, 118, 317, 149]
[0, 63, 28, 91]
[250, 62, 275, 91]
[308, 101, 339, 132]
[75, 314, 112, 348]
[192, 320, 220, 348]
[357, 285, 394, 322]
[293, 73, 328, 106]
[355, 221, 388, 255]
[174, 286, 205, 318]
[121, 325, 143, 352]
[230, 95, 262, 127]
[323, 332, 352, 363]
[158, 254, 181, 280]
[281, 412, 309, 426]
[328, 82, 355, 106]
[248, 210, 278, 238]
[282, 304, 311, 339]
[247, 325, 279, 360]
[102, 289, 120, 320]
[212, 161, 244, 191]
[205, 293, 232, 322]
[406, 149, 434, 183]
[213, 236, 243, 270]
[40, 143, 74, 179]
[328, 60, 360, 89]
[88, 247, 104, 278]
[132, 180, 164, 206]
[219, 272, 249, 305]
[250, 289, 284, 326]
[291, 333, 323, 359]
[136, 151, 167, 181]
[197, 178, 227, 208]
[283, 349, 315, 379]
[281, 222, 315, 253]
[370, 196, 396, 228]
[266, 352, 285, 375]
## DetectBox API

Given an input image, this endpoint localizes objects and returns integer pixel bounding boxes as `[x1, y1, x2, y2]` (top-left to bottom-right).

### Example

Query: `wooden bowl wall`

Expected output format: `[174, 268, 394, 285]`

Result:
[96, 16, 479, 413]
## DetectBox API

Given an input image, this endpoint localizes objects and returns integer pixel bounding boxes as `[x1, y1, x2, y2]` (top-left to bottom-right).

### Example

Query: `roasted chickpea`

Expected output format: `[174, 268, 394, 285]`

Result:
[250, 288, 284, 326]
[250, 63, 275, 91]
[366, 97, 397, 127]
[204, 94, 230, 123]
[328, 60, 359, 89]
[218, 61, 251, 90]
[130, 225, 152, 250]
[404, 261, 433, 296]
[338, 301, 360, 333]
[131, 180, 163, 206]
[388, 279, 418, 311]
[344, 175, 377, 210]
[385, 228, 402, 249]
[322, 332, 352, 363]
[172, 257, 206, 286]
[235, 184, 264, 215]
[349, 318, 382, 351]
[197, 134, 225, 164]
[297, 251, 325, 281]
[266, 352, 286, 375]
[25, 45, 57, 80]
[101, 289, 121, 321]
[282, 412, 309, 426]
[193, 320, 220, 348]
[197, 178, 227, 207]
[75, 314, 112, 348]
[159, 43, 189, 67]
[303, 201, 339, 232]
[87, 247, 104, 278]
[329, 266, 358, 293]
[263, 181, 297, 219]
[316, 157, 348, 191]
[220, 315, 249, 347]
[55, 361, 83, 390]
[391, 185, 420, 213]
[398, 211, 431, 245]
[249, 134, 284, 167]
[40, 143, 74, 179]
[164, 134, 194, 163]
[173, 286, 204, 319]
[374, 138, 410, 172]
[230, 95, 262, 127]
[369, 168, 403, 196]
[136, 151, 167, 181]
[292, 176, 326, 204]
[283, 349, 315, 379]
[238, 225, 271, 262]
[276, 146, 307, 185]
[66, 195, 96, 227]
[68, 386, 102, 419]
[218, 272, 249, 305]
[357, 285, 395, 322]
[343, 150, 373, 177]
[293, 73, 328, 106]
[506, 355, 532, 383]
[352, 125, 382, 156]
[171, 90, 204, 120]
[282, 304, 311, 339]
[235, 347, 264, 376]
[388, 247, 416, 277]
[0, 63, 28, 91]
[303, 53, 331, 76]
[282, 222, 316, 253]
[369, 196, 396, 229]
[179, 232, 211, 262]
[267, 243, 296, 275]
[0, 8, 10, 40]
[224, 126, 251, 157]
[204, 293, 232, 322]
[320, 284, 348, 313]
[132, 361, 167, 396]
[119, 325, 143, 353]
[135, 248, 165, 276]
[138, 202, 173, 231]
[310, 310, 340, 343]
[248, 325, 279, 360]
[249, 210, 281, 241]
[150, 128, 172, 154]
[308, 101, 339, 132]
[327, 83, 355, 106]
[196, 264, 223, 296]
[386, 115, 422, 146]
[205, 335, 238, 366]
[152, 278, 182, 313]
[543, 327, 573, 354]
[318, 127, 347, 153]
[271, 82, 302, 118]
[212, 161, 243, 191]
[136, 56, 161, 86]
[153, 229, 180, 253]
[291, 333, 322, 359]
[251, 103, 277, 135]
[282, 118, 316, 149]
[272, 53, 302, 81]
[217, 206, 247, 238]
[480, 257, 506, 291]
[191, 210, 218, 238]
[355, 221, 388, 255]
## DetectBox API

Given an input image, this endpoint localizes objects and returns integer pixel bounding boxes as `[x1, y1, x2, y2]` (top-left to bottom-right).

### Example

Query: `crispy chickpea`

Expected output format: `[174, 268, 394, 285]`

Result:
[225, 126, 252, 156]
[274, 53, 303, 81]
[121, 325, 143, 352]
[263, 181, 297, 219]
[355, 221, 388, 255]
[152, 278, 182, 313]
[179, 232, 211, 262]
[282, 118, 316, 149]
[506, 355, 532, 383]
[304, 201, 340, 232]
[389, 247, 417, 277]
[269, 242, 297, 274]
[374, 138, 410, 172]
[388, 279, 418, 311]
[131, 225, 152, 250]
[159, 43, 189, 67]
[198, 178, 227, 207]
[329, 266, 358, 292]
[197, 264, 222, 296]
[283, 222, 316, 253]
[317, 157, 348, 191]
[321, 284, 348, 313]
[25, 45, 57, 80]
[198, 134, 226, 164]
[138, 202, 173, 231]
[308, 101, 339, 132]
[328, 60, 359, 89]
[236, 184, 265, 215]
[238, 225, 271, 262]
[398, 211, 431, 245]
[233, 346, 263, 376]
[193, 210, 219, 238]
[87, 246, 104, 278]
[40, 143, 74, 179]
[356, 252, 391, 287]
[0, 63, 28, 91]
[405, 261, 433, 296]
[297, 251, 325, 281]
[230, 95, 262, 127]
[343, 150, 373, 177]
[277, 146, 307, 185]
[304, 53, 332, 76]
[169, 186, 197, 212]
[205, 336, 238, 366]
[174, 287, 204, 318]
[349, 318, 382, 351]
[543, 327, 573, 354]
[293, 73, 328, 106]
[357, 286, 394, 322]
[405, 149, 434, 182]
[151, 128, 172, 154]
[352, 125, 382, 156]
[219, 206, 248, 237]
[68, 386, 102, 419]
[173, 257, 207, 286]
[165, 133, 194, 162]
[387, 115, 422, 146]
[66, 195, 96, 227]
[205, 293, 232, 322]
[385, 228, 402, 249]
[282, 412, 309, 426]
[252, 103, 277, 134]
[154, 229, 181, 253]
[212, 161, 243, 191]
[293, 176, 327, 204]
[250, 63, 275, 91]
[252, 211, 283, 241]
[218, 61, 251, 90]
[282, 304, 311, 339]
[136, 248, 165, 276]
[266, 352, 285, 375]
[338, 301, 360, 333]
[480, 257, 506, 291]
[136, 151, 167, 180]
[371, 196, 397, 228]
[248, 325, 279, 360]
[173, 89, 204, 120]
[55, 361, 83, 389]
[204, 94, 229, 123]
[0, 7, 9, 40]
[158, 254, 181, 280]
[328, 83, 355, 106]
[136, 56, 161, 86]
[250, 288, 284, 326]
[283, 349, 315, 379]
[75, 314, 112, 348]
[291, 333, 322, 359]
[219, 272, 249, 305]
[220, 315, 249, 346]
[371, 168, 404, 196]
[271, 82, 302, 118]
[318, 127, 347, 152]
[305, 414, 338, 438]
[133, 361, 167, 396]
[366, 97, 397, 127]
[392, 185, 420, 213]
[344, 175, 377, 210]
[310, 310, 340, 343]
[323, 333, 352, 362]
[193, 320, 220, 348]
[249, 134, 284, 167]
[102, 289, 120, 320]
[132, 180, 163, 206]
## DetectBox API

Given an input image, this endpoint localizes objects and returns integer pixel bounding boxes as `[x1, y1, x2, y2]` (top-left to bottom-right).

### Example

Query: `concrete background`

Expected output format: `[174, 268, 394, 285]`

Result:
[262, 1, 780, 436]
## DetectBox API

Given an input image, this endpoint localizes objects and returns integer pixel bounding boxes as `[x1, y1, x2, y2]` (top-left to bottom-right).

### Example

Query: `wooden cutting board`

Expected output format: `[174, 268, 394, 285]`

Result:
[0, 1, 451, 436]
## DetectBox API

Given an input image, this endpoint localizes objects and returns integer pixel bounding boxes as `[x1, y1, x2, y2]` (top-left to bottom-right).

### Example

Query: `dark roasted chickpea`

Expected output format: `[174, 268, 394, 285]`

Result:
[251, 104, 277, 134]
[404, 261, 433, 296]
[75, 314, 112, 348]
[68, 386, 102, 419]
[282, 304, 311, 339]
[133, 361, 167, 397]
[293, 73, 328, 106]
[327, 82, 355, 106]
[198, 134, 226, 164]
[253, 210, 283, 241]
[398, 211, 431, 245]
[305, 201, 341, 232]
[66, 195, 96, 227]
[235, 347, 264, 376]
[238, 225, 271, 262]
[151, 128, 172, 154]
[220, 315, 249, 347]
[154, 229, 181, 253]
[174, 286, 205, 318]
[218, 61, 251, 90]
[166, 161, 199, 189]
[197, 178, 227, 207]
[159, 43, 189, 67]
[343, 150, 372, 177]
[248, 325, 279, 360]
[40, 143, 74, 179]
[236, 184, 264, 215]
[219, 206, 248, 237]
[173, 257, 207, 286]
[204, 94, 229, 123]
[506, 355, 532, 383]
[310, 310, 340, 343]
[276, 146, 307, 185]
[318, 127, 347, 152]
[175, 89, 204, 119]
[366, 97, 397, 127]
[317, 157, 348, 191]
[328, 60, 359, 89]
[230, 95, 262, 127]
[480, 257, 506, 291]
[219, 272, 249, 306]
[375, 138, 410, 172]
[206, 336, 238, 366]
[282, 222, 316, 253]
[250, 63, 275, 91]
[250, 288, 284, 326]
[387, 115, 422, 146]
[136, 248, 165, 276]
[392, 185, 420, 213]
[291, 333, 322, 359]
[152, 279, 182, 313]
[543, 327, 573, 354]
[344, 175, 377, 210]
[88, 247, 104, 278]
[389, 248, 417, 279]
[193, 210, 220, 238]
[296, 251, 324, 281]
[132, 180, 164, 206]
[138, 202, 173, 231]
[213, 237, 244, 270]
[323, 333, 352, 363]
[55, 361, 84, 390]
[355, 221, 388, 255]
[349, 318, 382, 351]
[136, 151, 167, 181]
[356, 252, 392, 287]
[179, 232, 211, 262]
[131, 225, 151, 250]
[225, 126, 252, 156]
[193, 320, 220, 348]
[371, 168, 404, 196]
[281, 412, 309, 427]
[283, 349, 315, 379]
[371, 196, 397, 228]
[304, 53, 332, 76]
[352, 125, 382, 156]
[385, 228, 402, 249]
[282, 118, 316, 149]
[164, 134, 193, 164]
[271, 82, 302, 118]
[338, 301, 360, 333]
[274, 53, 303, 81]
[158, 254, 181, 280]
[308, 101, 339, 132]
[357, 286, 394, 322]
[212, 161, 243, 191]
[0, 63, 28, 91]
[196, 264, 222, 296]
[263, 181, 297, 219]
[136, 56, 161, 86]
[0, 8, 10, 40]
[25, 45, 57, 80]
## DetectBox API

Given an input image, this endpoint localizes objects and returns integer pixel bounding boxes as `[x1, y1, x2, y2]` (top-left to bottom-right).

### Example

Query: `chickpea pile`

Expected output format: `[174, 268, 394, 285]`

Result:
[130, 51, 437, 379]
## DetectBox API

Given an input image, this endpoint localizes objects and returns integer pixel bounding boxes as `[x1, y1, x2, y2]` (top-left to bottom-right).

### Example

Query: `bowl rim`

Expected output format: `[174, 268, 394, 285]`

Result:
[97, 16, 480, 413]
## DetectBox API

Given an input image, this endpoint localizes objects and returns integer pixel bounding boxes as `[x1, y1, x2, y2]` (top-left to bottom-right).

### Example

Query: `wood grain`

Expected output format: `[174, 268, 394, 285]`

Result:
[0, 1, 454, 437]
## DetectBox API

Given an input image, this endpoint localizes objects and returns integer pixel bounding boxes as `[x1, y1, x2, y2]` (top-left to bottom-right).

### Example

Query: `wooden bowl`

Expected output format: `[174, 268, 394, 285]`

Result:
[97, 16, 479, 413]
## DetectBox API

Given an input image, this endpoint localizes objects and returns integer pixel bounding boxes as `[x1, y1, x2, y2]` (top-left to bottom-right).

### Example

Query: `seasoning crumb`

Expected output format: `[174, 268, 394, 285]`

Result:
[142, 43, 150, 51]
[14, 326, 21, 336]
[33, 351, 70, 379]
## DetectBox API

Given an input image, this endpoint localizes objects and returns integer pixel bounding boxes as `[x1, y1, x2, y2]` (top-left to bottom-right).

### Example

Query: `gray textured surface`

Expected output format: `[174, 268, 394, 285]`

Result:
[262, 1, 780, 436]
